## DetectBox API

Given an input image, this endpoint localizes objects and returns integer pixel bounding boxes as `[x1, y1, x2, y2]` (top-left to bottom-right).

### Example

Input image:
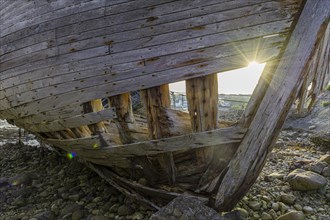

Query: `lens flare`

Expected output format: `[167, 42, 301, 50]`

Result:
[93, 143, 99, 149]
[67, 152, 77, 159]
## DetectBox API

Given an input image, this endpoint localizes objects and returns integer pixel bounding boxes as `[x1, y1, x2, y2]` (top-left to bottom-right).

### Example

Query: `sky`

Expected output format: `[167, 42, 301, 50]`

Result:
[169, 62, 266, 95]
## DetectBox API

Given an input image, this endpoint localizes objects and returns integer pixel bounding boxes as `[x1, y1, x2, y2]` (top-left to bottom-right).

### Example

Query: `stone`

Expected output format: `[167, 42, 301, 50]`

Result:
[310, 132, 330, 149]
[9, 172, 37, 186]
[93, 197, 103, 203]
[89, 216, 111, 220]
[12, 195, 27, 208]
[279, 202, 288, 213]
[265, 172, 285, 182]
[286, 169, 327, 191]
[92, 209, 101, 215]
[86, 203, 97, 210]
[72, 209, 85, 220]
[279, 194, 296, 205]
[269, 209, 277, 219]
[276, 211, 304, 220]
[326, 193, 330, 202]
[321, 166, 330, 177]
[150, 196, 223, 220]
[261, 212, 272, 220]
[302, 206, 313, 214]
[33, 211, 56, 220]
[109, 204, 120, 213]
[60, 202, 81, 216]
[0, 177, 8, 188]
[223, 210, 243, 220]
[68, 194, 80, 201]
[51, 204, 59, 213]
[101, 201, 113, 211]
[234, 208, 249, 218]
[294, 204, 302, 211]
[309, 125, 316, 130]
[173, 208, 182, 217]
[248, 201, 261, 211]
[308, 162, 327, 174]
[118, 204, 130, 216]
[319, 155, 330, 164]
[131, 211, 144, 220]
[272, 203, 280, 211]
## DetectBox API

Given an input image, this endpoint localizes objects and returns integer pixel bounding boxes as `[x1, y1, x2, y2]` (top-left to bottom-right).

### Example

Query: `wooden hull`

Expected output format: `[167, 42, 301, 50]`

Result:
[1, 0, 329, 211]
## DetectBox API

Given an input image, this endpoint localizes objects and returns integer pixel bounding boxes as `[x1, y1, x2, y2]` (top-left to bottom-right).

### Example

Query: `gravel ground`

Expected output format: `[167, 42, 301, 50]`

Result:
[0, 118, 329, 219]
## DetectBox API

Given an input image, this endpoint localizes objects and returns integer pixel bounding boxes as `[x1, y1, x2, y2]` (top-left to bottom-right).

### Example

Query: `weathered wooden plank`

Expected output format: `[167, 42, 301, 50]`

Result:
[215, 0, 330, 211]
[1, 0, 108, 34]
[0, 20, 289, 105]
[1, 35, 283, 95]
[14, 108, 116, 133]
[45, 126, 246, 157]
[57, 0, 262, 39]
[58, 0, 295, 40]
[1, 9, 293, 72]
[0, 46, 281, 119]
[0, 0, 174, 53]
[0, 0, 299, 75]
[56, 6, 291, 57]
[0, 30, 56, 57]
[1, 0, 175, 41]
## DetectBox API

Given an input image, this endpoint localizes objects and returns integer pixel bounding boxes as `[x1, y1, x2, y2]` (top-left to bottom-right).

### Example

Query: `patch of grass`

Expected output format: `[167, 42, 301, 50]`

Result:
[321, 101, 330, 107]
[325, 84, 330, 91]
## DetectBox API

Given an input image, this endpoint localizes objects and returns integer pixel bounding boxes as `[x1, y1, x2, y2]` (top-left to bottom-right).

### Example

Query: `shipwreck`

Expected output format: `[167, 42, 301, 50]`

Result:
[0, 0, 329, 211]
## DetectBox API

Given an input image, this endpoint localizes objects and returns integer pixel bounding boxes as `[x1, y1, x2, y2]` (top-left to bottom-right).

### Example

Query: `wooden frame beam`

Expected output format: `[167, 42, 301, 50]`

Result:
[215, 0, 330, 211]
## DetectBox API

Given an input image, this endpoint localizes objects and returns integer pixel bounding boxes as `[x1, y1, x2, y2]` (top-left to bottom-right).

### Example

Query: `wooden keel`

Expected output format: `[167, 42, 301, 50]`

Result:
[215, 0, 330, 211]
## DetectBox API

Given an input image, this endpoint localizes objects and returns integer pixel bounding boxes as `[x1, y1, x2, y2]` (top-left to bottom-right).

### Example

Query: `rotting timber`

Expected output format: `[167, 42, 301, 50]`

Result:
[0, 0, 329, 211]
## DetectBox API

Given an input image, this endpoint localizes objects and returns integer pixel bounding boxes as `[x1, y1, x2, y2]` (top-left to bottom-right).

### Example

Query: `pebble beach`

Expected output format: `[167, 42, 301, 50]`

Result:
[0, 117, 329, 220]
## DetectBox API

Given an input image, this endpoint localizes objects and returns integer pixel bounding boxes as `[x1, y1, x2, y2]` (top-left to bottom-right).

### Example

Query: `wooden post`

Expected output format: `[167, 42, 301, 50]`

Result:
[83, 99, 107, 134]
[141, 84, 177, 184]
[186, 74, 218, 163]
[109, 93, 135, 144]
[215, 0, 329, 211]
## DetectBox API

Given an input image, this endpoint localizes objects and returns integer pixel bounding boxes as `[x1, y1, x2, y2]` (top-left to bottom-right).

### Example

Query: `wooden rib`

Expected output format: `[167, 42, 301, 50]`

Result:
[82, 99, 108, 134]
[44, 126, 246, 157]
[13, 108, 116, 133]
[109, 93, 135, 144]
[307, 22, 330, 112]
[86, 162, 209, 208]
[215, 0, 330, 211]
[186, 74, 218, 164]
[141, 85, 178, 184]
[109, 93, 158, 184]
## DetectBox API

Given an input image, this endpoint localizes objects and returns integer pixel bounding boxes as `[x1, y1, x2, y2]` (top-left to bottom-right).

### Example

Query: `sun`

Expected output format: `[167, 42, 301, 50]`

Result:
[248, 61, 259, 67]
